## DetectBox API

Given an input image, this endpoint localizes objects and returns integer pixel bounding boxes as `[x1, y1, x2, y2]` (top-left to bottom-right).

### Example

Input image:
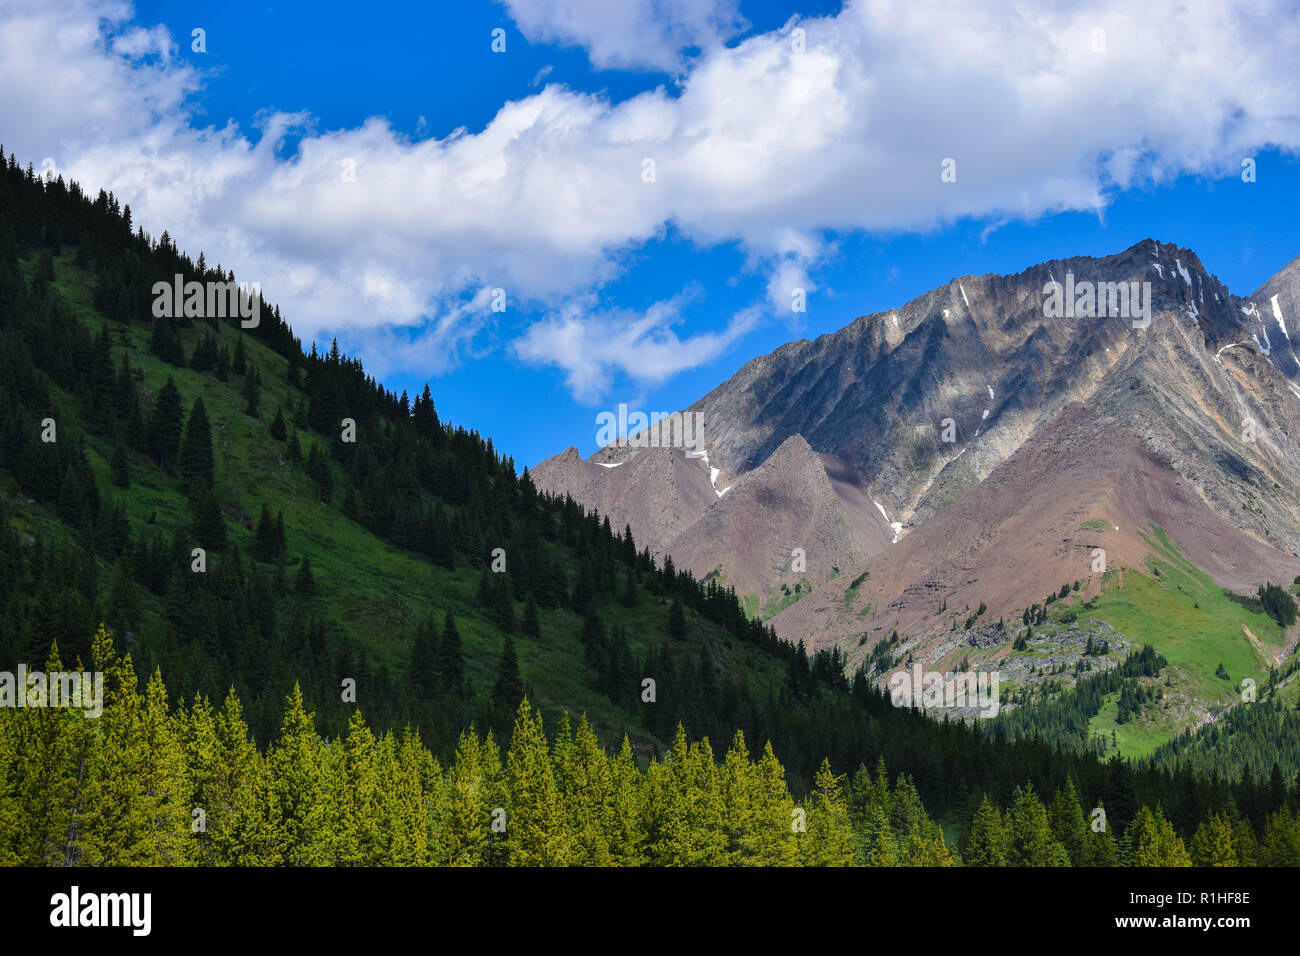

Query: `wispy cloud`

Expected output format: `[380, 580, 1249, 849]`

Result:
[512, 287, 760, 401]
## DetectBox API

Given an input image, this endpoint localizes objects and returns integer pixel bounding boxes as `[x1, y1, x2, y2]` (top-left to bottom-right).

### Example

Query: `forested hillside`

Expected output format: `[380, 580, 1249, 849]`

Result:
[1, 148, 1297, 864]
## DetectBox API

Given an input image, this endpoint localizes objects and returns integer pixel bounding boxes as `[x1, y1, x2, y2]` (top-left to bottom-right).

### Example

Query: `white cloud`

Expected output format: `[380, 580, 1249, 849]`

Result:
[511, 288, 760, 401]
[2, 0, 1300, 399]
[501, 0, 747, 72]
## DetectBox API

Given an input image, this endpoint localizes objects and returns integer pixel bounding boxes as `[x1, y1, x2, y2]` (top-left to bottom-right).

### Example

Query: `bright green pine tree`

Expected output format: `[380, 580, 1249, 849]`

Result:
[567, 716, 614, 866]
[549, 712, 577, 804]
[502, 699, 573, 866]
[328, 710, 385, 865]
[0, 640, 88, 865]
[889, 774, 927, 863]
[437, 728, 491, 866]
[1048, 777, 1088, 866]
[607, 735, 645, 866]
[801, 759, 857, 866]
[1261, 807, 1300, 866]
[77, 627, 162, 865]
[965, 793, 1010, 867]
[182, 689, 278, 866]
[750, 741, 799, 865]
[400, 727, 443, 865]
[1083, 801, 1118, 867]
[479, 729, 507, 864]
[906, 820, 955, 867]
[864, 802, 896, 867]
[719, 730, 760, 865]
[1130, 806, 1192, 867]
[265, 684, 330, 865]
[1008, 784, 1068, 867]
[1231, 815, 1258, 867]
[1189, 811, 1238, 866]
[645, 724, 725, 866]
[138, 669, 195, 864]
[177, 693, 219, 864]
[374, 729, 430, 865]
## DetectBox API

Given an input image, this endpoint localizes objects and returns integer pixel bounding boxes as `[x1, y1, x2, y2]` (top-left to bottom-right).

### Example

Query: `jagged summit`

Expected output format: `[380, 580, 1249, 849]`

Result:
[536, 240, 1300, 622]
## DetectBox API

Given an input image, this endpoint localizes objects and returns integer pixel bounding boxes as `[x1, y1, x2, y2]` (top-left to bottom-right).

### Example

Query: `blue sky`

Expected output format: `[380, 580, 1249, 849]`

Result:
[5, 0, 1300, 467]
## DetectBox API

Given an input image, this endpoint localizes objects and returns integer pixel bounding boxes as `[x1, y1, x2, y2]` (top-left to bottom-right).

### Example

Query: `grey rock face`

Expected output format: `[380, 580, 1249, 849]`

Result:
[534, 239, 1300, 617]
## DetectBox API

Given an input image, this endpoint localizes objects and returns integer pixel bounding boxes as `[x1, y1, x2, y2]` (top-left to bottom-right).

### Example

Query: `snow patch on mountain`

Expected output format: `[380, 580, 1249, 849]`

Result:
[873, 499, 904, 544]
[1271, 295, 1289, 339]
[1213, 342, 1249, 364]
[689, 448, 730, 498]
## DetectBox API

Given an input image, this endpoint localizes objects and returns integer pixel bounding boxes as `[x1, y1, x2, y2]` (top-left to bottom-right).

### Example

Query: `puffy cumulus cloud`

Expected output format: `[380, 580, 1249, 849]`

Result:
[3, 0, 1300, 398]
[0, 0, 199, 156]
[500, 0, 748, 72]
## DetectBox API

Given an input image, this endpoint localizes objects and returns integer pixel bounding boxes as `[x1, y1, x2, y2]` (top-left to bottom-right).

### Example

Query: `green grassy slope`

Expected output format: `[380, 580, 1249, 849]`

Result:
[9, 248, 794, 753]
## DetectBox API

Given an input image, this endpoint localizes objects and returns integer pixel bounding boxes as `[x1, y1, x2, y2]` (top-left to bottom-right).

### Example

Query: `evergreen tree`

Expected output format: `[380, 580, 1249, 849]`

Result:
[491, 636, 524, 729]
[564, 716, 613, 865]
[179, 395, 214, 490]
[1129, 806, 1192, 867]
[668, 599, 686, 640]
[146, 377, 184, 471]
[1189, 811, 1238, 866]
[266, 685, 329, 865]
[110, 439, 130, 487]
[243, 365, 260, 417]
[192, 487, 227, 550]
[1049, 777, 1088, 866]
[437, 729, 490, 866]
[295, 555, 316, 597]
[802, 759, 857, 866]
[409, 620, 440, 700]
[1008, 784, 1066, 866]
[435, 611, 465, 696]
[1083, 801, 1118, 867]
[254, 503, 277, 562]
[966, 793, 1009, 866]
[522, 596, 540, 639]
[503, 700, 572, 866]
